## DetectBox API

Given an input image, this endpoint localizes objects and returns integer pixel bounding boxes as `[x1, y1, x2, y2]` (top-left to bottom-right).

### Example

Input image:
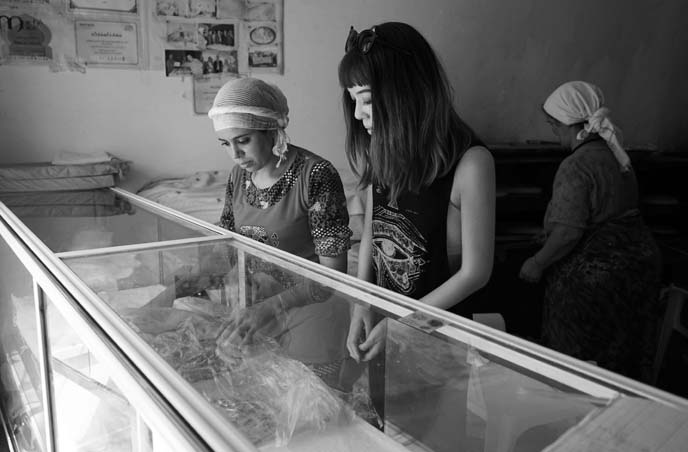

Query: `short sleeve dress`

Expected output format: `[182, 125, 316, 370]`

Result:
[220, 144, 351, 262]
[219, 144, 353, 381]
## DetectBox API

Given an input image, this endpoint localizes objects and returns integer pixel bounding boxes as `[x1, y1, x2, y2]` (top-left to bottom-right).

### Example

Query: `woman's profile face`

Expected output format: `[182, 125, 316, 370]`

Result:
[347, 85, 373, 135]
[545, 114, 568, 146]
[216, 128, 275, 172]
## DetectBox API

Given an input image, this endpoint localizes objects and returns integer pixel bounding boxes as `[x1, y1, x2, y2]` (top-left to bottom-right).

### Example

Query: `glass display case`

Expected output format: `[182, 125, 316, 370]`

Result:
[1, 188, 687, 452]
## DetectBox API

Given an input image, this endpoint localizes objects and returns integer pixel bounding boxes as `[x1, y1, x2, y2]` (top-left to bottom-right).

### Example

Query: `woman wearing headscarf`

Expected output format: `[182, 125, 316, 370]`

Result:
[519, 80, 662, 382]
[208, 77, 353, 388]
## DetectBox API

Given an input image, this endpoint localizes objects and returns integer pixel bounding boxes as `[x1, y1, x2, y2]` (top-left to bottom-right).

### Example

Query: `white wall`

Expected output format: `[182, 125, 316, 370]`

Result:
[1, 0, 686, 191]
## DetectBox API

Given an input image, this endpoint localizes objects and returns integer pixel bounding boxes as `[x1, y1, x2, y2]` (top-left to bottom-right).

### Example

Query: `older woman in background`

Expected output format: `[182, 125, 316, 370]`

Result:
[519, 80, 662, 382]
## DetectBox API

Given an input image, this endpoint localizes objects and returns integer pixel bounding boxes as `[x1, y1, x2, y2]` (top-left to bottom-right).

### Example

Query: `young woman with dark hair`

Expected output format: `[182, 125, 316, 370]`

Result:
[339, 21, 496, 363]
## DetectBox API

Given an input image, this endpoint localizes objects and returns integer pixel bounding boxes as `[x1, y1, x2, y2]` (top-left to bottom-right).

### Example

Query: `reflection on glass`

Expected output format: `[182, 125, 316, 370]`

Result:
[0, 189, 215, 253]
[62, 239, 610, 451]
[384, 321, 603, 452]
[63, 241, 365, 447]
[0, 239, 46, 451]
[46, 296, 144, 452]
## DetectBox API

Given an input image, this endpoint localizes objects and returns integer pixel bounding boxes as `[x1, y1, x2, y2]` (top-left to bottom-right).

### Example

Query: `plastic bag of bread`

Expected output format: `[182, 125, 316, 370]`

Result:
[214, 335, 353, 446]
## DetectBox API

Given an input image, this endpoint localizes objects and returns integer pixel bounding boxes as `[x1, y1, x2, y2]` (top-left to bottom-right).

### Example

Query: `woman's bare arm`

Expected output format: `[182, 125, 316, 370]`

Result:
[421, 146, 495, 310]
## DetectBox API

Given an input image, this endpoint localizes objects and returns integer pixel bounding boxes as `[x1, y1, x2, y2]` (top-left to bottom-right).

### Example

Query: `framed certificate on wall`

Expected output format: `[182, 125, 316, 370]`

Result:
[75, 20, 139, 67]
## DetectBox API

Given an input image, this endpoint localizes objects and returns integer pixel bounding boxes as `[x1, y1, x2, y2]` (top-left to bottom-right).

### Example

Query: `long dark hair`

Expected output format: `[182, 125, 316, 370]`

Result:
[338, 22, 478, 203]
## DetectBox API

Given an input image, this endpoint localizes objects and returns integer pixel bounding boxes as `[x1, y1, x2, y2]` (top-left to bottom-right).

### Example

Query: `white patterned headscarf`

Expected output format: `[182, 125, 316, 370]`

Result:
[543, 81, 631, 172]
[208, 77, 290, 167]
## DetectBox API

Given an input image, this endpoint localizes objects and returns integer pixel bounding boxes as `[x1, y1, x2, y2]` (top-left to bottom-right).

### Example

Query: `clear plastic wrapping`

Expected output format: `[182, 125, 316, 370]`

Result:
[122, 303, 356, 446]
[212, 336, 354, 446]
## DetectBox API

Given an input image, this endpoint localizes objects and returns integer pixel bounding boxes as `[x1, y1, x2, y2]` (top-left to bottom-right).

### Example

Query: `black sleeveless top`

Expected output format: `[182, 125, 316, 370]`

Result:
[371, 143, 489, 317]
[371, 166, 456, 301]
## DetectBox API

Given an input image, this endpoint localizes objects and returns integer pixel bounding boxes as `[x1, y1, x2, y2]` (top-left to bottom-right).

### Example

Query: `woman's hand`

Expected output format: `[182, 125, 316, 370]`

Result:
[519, 256, 544, 283]
[347, 306, 387, 362]
[346, 308, 367, 362]
[250, 271, 284, 301]
[217, 300, 279, 346]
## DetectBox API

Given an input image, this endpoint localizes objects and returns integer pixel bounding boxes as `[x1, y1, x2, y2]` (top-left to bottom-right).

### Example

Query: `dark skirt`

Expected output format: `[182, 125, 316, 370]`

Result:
[542, 213, 663, 383]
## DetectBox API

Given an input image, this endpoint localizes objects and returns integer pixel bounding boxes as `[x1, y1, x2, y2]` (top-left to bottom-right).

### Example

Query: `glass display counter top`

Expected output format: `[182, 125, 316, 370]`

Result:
[0, 189, 217, 253]
[1, 187, 687, 452]
[57, 234, 688, 451]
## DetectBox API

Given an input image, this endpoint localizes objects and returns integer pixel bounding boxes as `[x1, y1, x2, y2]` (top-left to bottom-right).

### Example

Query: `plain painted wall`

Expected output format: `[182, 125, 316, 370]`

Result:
[1, 0, 687, 191]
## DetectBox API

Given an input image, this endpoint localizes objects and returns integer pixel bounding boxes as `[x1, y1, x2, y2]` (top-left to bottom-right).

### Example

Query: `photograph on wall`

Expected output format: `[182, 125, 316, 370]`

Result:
[247, 21, 276, 46]
[193, 72, 240, 114]
[156, 0, 217, 19]
[200, 48, 236, 74]
[166, 20, 196, 47]
[155, 0, 189, 17]
[245, 20, 280, 73]
[245, 1, 276, 21]
[75, 20, 139, 66]
[248, 45, 276, 69]
[2, 14, 53, 62]
[164, 48, 202, 76]
[69, 0, 137, 13]
[216, 0, 244, 19]
[198, 21, 234, 49]
[188, 0, 214, 18]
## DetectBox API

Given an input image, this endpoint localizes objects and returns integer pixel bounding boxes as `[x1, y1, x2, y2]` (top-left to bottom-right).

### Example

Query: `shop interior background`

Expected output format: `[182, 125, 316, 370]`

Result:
[0, 0, 686, 192]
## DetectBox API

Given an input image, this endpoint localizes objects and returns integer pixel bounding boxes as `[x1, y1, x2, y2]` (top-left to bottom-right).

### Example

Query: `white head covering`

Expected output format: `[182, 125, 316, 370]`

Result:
[208, 77, 290, 167]
[543, 81, 631, 172]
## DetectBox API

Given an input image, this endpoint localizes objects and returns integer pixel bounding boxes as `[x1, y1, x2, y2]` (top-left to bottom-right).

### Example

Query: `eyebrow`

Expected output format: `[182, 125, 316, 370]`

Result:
[349, 88, 371, 101]
[218, 133, 250, 142]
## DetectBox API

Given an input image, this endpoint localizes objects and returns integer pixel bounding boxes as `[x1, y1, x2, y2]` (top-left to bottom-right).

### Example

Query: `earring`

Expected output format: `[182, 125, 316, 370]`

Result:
[273, 144, 287, 167]
[272, 129, 290, 168]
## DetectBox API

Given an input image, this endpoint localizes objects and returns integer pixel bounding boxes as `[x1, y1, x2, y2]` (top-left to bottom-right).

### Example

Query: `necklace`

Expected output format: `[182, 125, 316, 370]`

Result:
[250, 153, 290, 189]
[244, 151, 298, 209]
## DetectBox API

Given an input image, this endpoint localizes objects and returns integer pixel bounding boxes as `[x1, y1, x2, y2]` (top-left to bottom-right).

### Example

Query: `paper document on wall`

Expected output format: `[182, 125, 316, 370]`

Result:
[543, 396, 688, 452]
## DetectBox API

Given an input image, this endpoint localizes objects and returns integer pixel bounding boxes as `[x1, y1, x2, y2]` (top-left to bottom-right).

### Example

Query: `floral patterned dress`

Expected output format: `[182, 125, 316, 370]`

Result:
[542, 138, 662, 382]
[219, 144, 353, 386]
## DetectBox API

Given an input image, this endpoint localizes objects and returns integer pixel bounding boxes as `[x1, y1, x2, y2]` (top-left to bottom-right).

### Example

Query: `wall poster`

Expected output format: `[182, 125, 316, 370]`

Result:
[165, 48, 236, 77]
[1, 1, 53, 64]
[1, 13, 53, 63]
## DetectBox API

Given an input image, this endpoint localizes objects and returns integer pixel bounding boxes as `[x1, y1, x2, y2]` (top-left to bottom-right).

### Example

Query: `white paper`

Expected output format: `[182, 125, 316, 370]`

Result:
[544, 396, 688, 452]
